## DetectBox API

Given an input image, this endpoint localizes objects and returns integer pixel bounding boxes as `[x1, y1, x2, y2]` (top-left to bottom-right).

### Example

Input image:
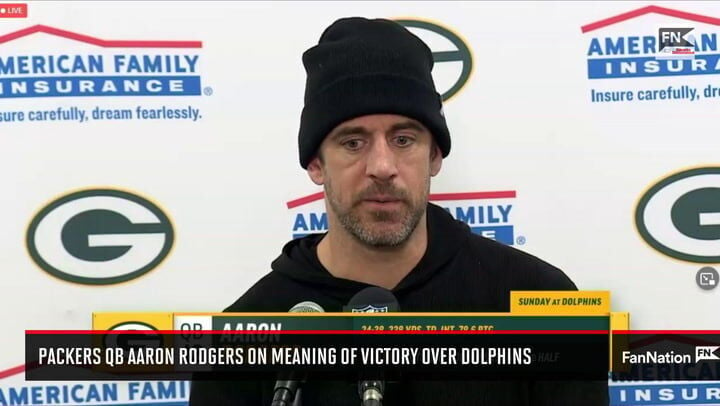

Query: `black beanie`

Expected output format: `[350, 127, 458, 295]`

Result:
[298, 17, 451, 169]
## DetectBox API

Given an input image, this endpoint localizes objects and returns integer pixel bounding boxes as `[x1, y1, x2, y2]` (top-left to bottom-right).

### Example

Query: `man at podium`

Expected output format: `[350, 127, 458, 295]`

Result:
[190, 17, 608, 406]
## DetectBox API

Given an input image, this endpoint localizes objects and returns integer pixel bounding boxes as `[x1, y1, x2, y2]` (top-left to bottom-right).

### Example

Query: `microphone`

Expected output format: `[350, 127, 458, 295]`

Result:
[345, 287, 400, 406]
[288, 301, 325, 313]
[271, 301, 324, 406]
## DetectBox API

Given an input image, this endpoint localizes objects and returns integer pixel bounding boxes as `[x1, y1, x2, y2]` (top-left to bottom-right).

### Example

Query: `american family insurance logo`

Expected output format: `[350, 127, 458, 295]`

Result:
[0, 25, 203, 98]
[0, 371, 189, 406]
[287, 191, 521, 245]
[582, 6, 720, 79]
[0, 3, 27, 18]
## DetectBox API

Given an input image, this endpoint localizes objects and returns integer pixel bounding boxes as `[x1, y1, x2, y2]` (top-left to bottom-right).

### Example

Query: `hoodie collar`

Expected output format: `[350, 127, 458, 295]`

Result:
[271, 203, 469, 301]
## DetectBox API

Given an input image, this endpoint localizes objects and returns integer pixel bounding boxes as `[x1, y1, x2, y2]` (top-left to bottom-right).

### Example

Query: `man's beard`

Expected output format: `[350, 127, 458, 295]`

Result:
[325, 179, 428, 248]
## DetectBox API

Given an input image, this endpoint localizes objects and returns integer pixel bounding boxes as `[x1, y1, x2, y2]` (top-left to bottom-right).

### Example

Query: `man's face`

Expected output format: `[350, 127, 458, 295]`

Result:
[307, 114, 442, 247]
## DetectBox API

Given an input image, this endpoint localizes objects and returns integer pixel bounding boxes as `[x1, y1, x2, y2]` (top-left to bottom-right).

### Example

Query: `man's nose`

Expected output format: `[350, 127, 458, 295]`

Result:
[365, 138, 398, 181]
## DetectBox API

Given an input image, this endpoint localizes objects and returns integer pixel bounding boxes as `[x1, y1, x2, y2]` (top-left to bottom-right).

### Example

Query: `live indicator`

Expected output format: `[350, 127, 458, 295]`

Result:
[0, 3, 28, 18]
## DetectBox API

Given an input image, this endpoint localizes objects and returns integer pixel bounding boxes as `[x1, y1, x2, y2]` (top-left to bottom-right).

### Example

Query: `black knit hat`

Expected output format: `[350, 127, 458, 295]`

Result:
[298, 17, 451, 169]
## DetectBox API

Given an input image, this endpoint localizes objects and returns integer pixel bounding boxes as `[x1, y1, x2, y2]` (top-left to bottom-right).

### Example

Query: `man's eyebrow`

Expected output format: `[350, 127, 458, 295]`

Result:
[329, 121, 428, 140]
[328, 126, 371, 140]
[389, 121, 427, 133]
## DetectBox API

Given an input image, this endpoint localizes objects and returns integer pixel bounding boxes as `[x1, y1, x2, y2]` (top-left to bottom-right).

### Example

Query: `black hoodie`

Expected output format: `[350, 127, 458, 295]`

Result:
[189, 203, 608, 405]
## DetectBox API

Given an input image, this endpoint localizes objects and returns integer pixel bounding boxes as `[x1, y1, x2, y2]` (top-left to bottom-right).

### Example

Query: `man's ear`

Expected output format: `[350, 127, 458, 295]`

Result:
[307, 156, 325, 185]
[430, 144, 442, 177]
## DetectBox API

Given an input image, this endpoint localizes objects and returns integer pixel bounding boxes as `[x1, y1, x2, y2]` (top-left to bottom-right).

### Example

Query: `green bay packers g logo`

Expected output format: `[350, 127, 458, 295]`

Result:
[396, 19, 473, 101]
[636, 168, 720, 263]
[26, 189, 174, 285]
[104, 321, 162, 350]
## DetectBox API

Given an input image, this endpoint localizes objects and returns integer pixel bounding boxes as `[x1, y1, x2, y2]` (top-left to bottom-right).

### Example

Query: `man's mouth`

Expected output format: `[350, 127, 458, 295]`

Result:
[361, 197, 403, 210]
[364, 195, 401, 203]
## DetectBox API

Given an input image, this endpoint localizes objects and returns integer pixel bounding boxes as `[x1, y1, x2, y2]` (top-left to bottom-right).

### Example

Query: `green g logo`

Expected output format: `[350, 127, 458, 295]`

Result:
[396, 19, 473, 101]
[636, 168, 720, 263]
[27, 189, 174, 285]
[104, 321, 162, 351]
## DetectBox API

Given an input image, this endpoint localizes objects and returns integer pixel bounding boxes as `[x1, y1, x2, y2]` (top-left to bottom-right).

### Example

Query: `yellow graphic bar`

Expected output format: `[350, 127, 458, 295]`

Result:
[510, 291, 610, 315]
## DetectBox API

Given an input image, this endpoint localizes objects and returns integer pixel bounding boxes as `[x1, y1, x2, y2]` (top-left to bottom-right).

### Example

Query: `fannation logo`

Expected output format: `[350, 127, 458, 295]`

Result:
[26, 189, 174, 285]
[288, 191, 521, 245]
[0, 25, 204, 98]
[396, 19, 472, 101]
[612, 335, 720, 404]
[635, 167, 720, 263]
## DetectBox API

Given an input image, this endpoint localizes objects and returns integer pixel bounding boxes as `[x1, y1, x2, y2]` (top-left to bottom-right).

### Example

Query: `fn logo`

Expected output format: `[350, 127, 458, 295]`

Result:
[695, 346, 720, 363]
[659, 28, 694, 50]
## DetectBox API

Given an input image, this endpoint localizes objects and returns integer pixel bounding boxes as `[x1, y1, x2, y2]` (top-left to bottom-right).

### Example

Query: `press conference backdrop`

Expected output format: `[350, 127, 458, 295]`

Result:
[1, 1, 718, 405]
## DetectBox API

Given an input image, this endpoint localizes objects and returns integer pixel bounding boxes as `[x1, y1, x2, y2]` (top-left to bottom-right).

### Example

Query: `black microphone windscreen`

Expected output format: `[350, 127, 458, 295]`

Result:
[345, 286, 400, 312]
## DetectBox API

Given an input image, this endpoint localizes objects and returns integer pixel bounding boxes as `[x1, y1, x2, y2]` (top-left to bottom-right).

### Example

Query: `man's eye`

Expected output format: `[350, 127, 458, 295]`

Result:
[394, 135, 414, 147]
[343, 139, 363, 150]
